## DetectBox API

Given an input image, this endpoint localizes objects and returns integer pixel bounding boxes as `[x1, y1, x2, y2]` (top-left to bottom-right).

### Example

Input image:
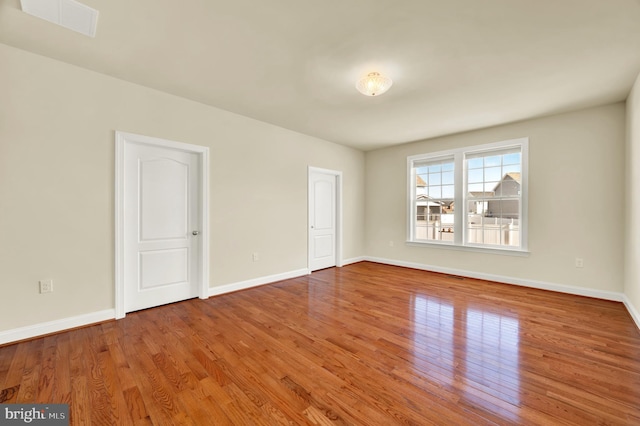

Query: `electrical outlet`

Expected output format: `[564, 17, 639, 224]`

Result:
[575, 258, 584, 268]
[252, 252, 259, 262]
[389, 240, 394, 247]
[39, 279, 54, 293]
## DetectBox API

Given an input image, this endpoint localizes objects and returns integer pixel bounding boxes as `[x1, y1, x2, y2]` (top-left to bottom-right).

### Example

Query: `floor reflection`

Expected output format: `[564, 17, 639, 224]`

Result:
[465, 308, 521, 418]
[411, 295, 455, 381]
[411, 295, 521, 421]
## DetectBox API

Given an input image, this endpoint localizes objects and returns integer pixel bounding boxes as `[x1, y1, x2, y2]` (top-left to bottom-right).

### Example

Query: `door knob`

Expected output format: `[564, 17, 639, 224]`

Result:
[192, 231, 200, 236]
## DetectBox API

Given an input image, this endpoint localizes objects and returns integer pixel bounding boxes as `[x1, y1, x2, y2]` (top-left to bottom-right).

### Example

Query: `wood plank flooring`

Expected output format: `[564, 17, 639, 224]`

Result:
[1, 261, 640, 425]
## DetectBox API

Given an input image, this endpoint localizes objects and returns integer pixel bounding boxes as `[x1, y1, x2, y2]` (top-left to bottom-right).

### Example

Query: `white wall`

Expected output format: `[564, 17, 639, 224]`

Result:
[0, 43, 365, 332]
[625, 72, 640, 322]
[365, 104, 626, 295]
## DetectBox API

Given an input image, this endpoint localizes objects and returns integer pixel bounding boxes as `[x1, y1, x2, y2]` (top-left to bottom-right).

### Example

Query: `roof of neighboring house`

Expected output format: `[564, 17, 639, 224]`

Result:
[416, 195, 454, 207]
[420, 173, 520, 198]
[492, 172, 521, 192]
[504, 172, 521, 184]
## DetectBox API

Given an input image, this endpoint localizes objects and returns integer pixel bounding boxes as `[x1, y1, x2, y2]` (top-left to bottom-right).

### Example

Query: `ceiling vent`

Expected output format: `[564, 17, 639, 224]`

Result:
[20, 0, 99, 38]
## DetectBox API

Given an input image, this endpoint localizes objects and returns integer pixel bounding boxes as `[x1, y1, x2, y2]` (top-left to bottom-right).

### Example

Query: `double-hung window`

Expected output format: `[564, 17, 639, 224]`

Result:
[408, 138, 528, 252]
[412, 156, 456, 242]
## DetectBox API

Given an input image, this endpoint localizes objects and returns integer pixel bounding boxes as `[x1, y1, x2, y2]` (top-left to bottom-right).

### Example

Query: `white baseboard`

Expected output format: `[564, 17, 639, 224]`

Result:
[365, 256, 624, 302]
[0, 309, 115, 346]
[4, 260, 636, 346]
[209, 268, 310, 297]
[0, 268, 310, 345]
[623, 295, 640, 331]
[341, 256, 366, 266]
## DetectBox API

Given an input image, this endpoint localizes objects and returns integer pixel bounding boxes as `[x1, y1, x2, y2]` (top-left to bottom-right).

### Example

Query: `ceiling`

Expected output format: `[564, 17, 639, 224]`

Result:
[2, 0, 640, 151]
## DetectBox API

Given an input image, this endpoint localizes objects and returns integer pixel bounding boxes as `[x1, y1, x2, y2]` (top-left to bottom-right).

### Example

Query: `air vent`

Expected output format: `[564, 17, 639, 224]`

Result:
[20, 0, 99, 38]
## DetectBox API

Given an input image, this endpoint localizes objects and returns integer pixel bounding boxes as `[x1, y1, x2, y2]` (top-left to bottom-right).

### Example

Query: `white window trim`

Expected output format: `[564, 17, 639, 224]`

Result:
[407, 137, 529, 254]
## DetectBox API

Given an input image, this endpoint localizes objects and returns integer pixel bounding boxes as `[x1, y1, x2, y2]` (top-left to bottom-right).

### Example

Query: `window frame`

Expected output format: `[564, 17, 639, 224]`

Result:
[407, 137, 529, 254]
[411, 154, 456, 244]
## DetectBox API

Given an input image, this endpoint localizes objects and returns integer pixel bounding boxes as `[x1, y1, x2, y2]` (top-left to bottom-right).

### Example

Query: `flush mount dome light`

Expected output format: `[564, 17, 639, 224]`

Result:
[356, 72, 393, 96]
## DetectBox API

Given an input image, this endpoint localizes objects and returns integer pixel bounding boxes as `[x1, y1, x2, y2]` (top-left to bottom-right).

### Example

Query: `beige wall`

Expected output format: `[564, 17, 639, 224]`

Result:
[365, 104, 626, 293]
[0, 43, 365, 331]
[625, 72, 640, 318]
[0, 40, 633, 336]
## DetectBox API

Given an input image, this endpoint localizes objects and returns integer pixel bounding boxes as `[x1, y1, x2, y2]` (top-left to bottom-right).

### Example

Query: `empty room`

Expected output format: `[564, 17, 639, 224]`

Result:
[1, 0, 640, 424]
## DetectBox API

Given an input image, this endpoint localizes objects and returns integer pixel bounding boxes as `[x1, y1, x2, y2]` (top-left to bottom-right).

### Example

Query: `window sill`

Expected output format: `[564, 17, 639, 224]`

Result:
[406, 241, 530, 257]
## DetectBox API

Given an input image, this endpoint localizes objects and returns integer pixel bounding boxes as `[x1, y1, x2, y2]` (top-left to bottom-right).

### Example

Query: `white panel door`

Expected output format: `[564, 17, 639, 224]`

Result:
[309, 171, 337, 271]
[124, 142, 200, 312]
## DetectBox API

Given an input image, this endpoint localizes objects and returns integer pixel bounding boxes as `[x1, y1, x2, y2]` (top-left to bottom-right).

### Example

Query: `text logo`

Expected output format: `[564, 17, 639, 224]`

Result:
[1, 405, 69, 425]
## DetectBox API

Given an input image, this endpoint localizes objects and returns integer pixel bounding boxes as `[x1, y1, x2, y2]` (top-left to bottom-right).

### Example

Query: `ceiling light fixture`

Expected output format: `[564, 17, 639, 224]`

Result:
[356, 72, 393, 97]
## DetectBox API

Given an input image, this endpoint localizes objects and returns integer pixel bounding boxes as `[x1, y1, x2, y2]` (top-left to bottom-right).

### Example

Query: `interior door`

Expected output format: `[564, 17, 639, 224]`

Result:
[309, 171, 337, 271]
[124, 142, 200, 312]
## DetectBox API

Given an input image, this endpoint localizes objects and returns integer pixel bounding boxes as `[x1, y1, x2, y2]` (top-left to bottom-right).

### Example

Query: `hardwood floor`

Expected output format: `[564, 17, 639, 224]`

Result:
[1, 261, 639, 425]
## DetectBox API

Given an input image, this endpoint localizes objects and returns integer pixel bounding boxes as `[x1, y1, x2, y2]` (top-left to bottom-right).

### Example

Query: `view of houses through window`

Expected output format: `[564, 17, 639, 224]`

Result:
[415, 157, 455, 241]
[409, 138, 528, 251]
[466, 148, 522, 247]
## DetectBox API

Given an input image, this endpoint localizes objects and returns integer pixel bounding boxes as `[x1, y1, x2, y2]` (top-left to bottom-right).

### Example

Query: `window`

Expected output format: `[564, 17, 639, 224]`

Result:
[408, 138, 528, 252]
[413, 157, 455, 242]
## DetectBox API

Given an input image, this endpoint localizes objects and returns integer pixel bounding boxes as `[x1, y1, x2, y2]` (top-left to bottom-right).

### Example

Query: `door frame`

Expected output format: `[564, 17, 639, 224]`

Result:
[308, 166, 343, 271]
[115, 131, 210, 319]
